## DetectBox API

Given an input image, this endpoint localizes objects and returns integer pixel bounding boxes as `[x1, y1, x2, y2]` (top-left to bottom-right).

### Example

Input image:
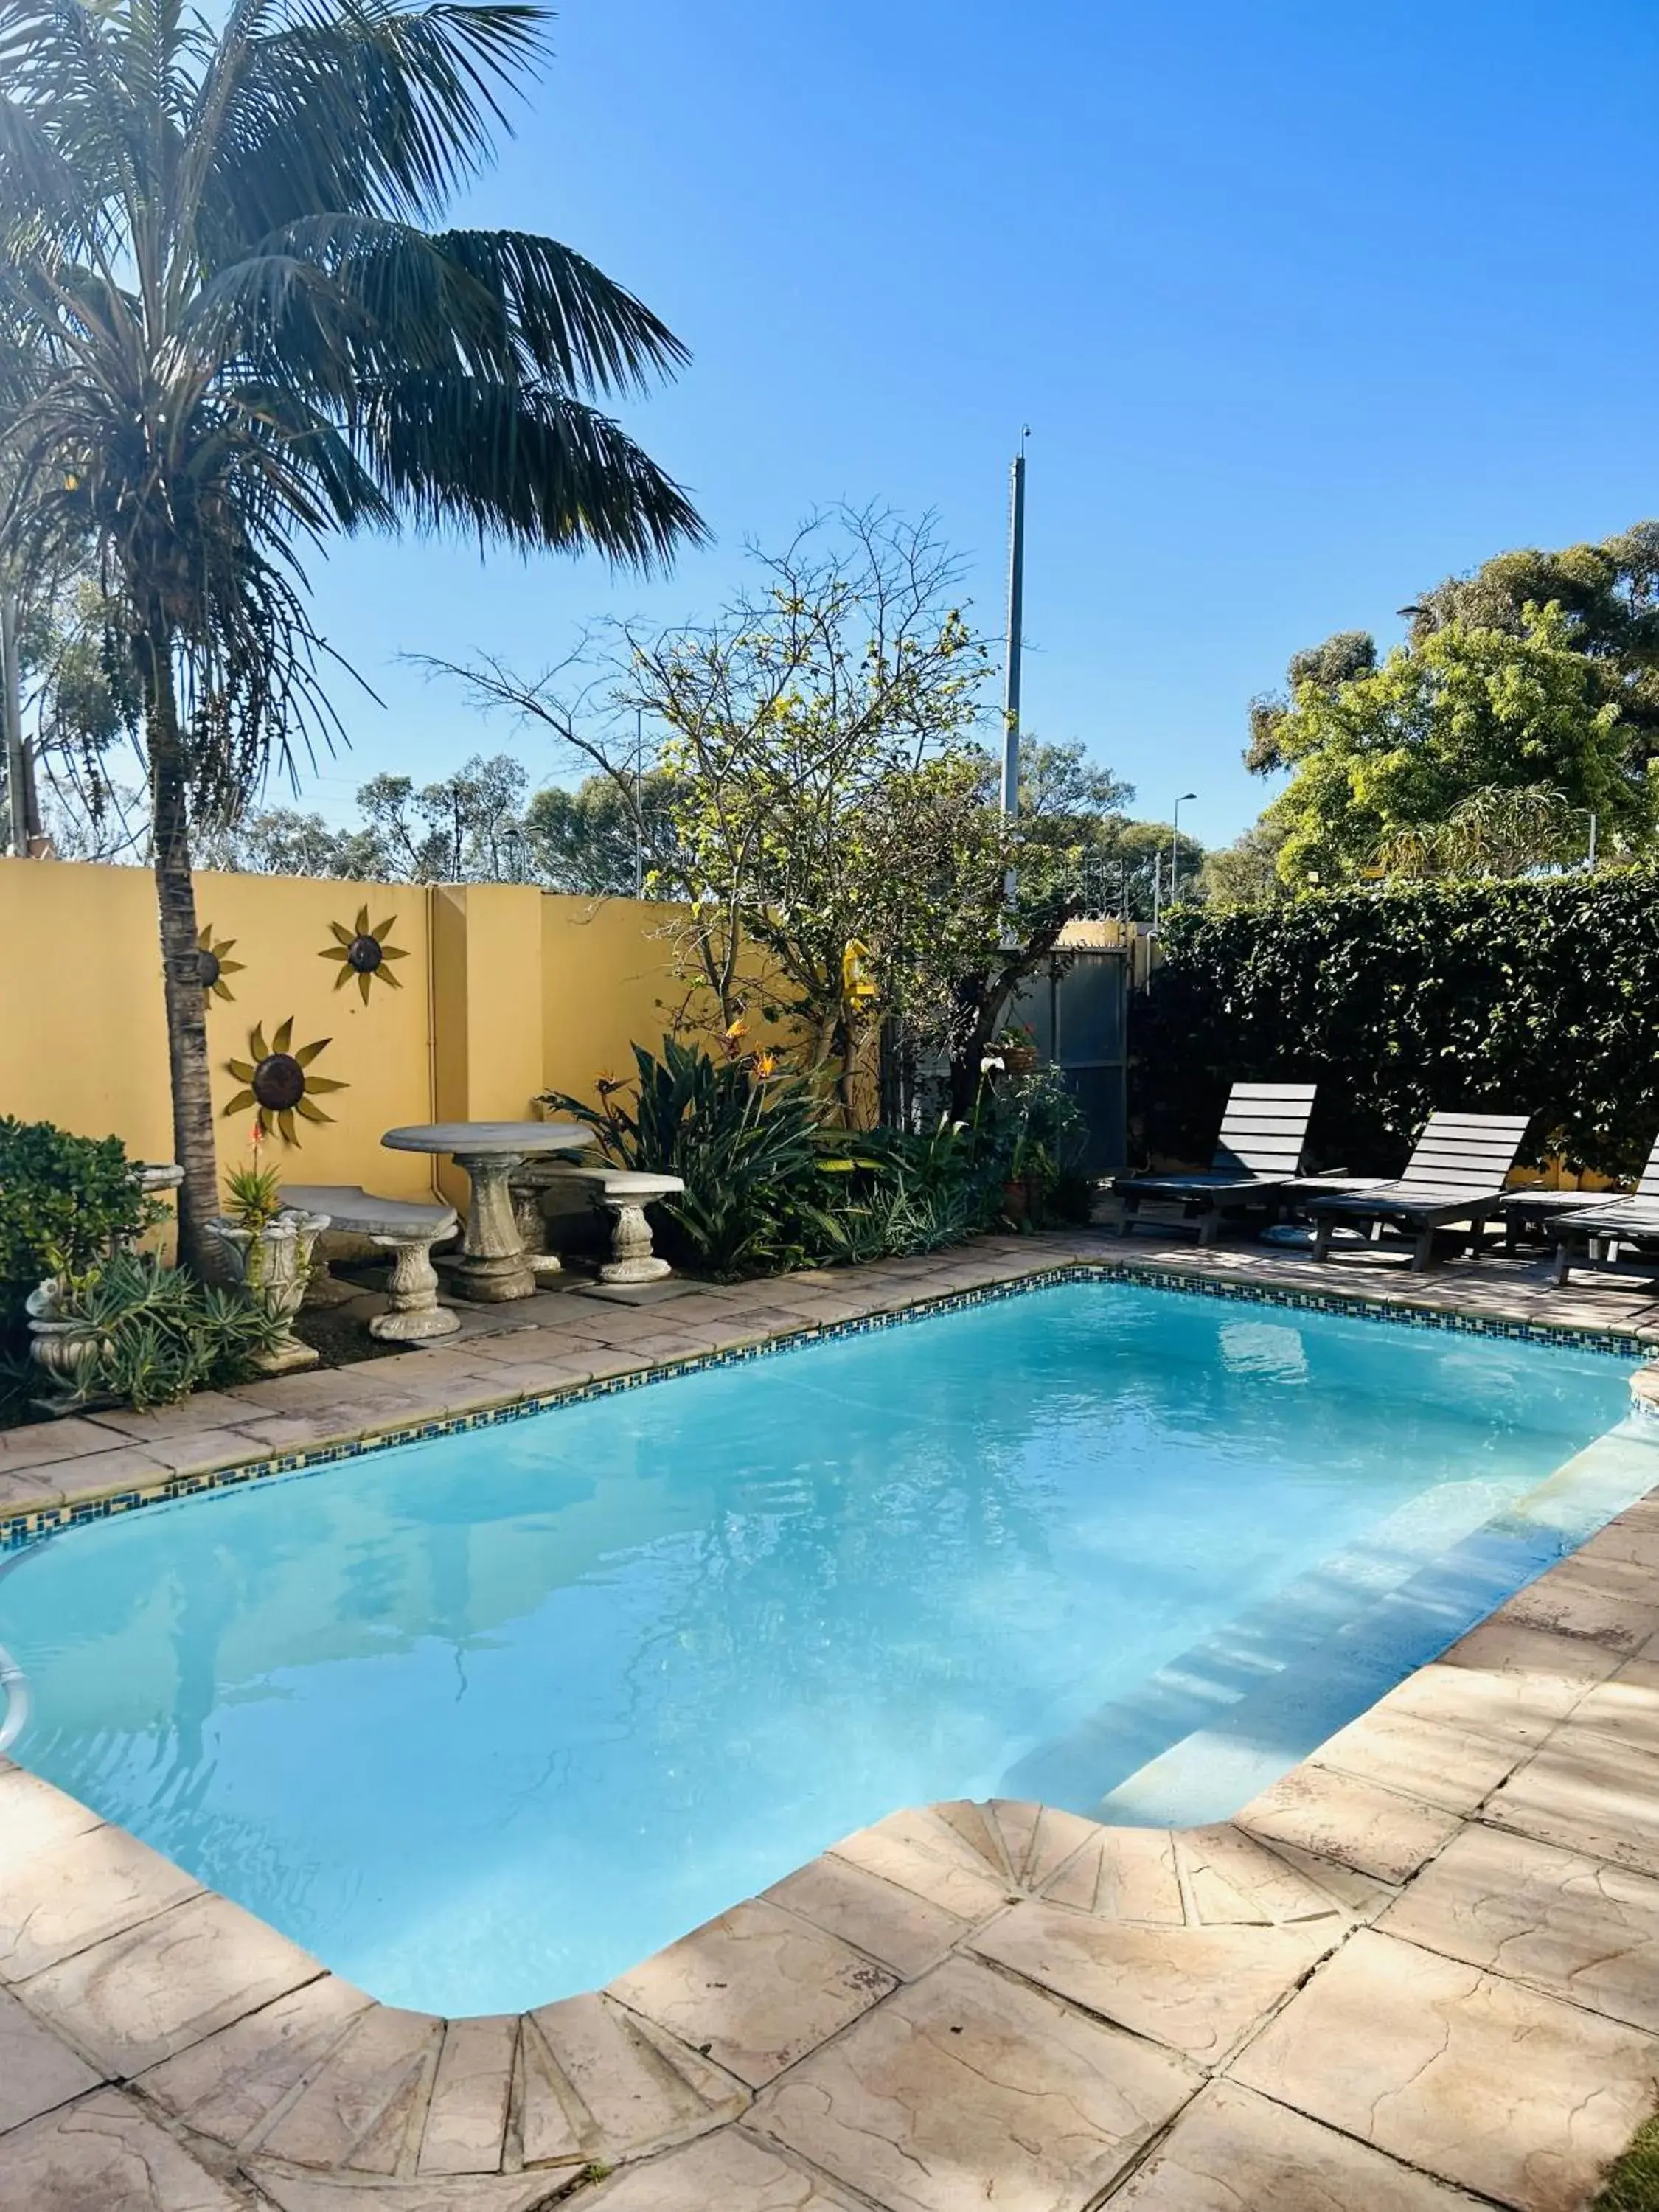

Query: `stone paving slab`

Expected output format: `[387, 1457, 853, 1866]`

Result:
[0, 1816, 203, 1984]
[137, 1975, 375, 2151]
[517, 1988, 745, 2168]
[1107, 2080, 1495, 2210]
[1483, 1723, 1659, 1877]
[0, 1986, 102, 2136]
[4, 1233, 1659, 2209]
[582, 2129, 862, 2210]
[972, 1899, 1341, 2064]
[0, 2087, 251, 2212]
[16, 1891, 324, 2078]
[1234, 1759, 1464, 1884]
[748, 1954, 1202, 2212]
[607, 1898, 897, 2090]
[1378, 1820, 1659, 2032]
[1230, 1927, 1659, 2211]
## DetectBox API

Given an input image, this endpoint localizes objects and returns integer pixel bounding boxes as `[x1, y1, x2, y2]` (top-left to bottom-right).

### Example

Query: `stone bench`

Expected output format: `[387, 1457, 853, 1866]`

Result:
[279, 1184, 460, 1342]
[513, 1163, 686, 1284]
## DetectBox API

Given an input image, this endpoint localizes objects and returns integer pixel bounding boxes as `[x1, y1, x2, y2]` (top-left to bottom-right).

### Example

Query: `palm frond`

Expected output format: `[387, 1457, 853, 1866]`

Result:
[358, 372, 706, 566]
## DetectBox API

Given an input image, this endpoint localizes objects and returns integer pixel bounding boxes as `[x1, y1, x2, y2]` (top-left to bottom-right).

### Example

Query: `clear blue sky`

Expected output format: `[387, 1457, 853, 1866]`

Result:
[302, 0, 1659, 849]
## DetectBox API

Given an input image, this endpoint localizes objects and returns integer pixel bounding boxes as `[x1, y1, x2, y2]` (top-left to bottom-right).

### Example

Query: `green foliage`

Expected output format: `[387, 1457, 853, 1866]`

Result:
[1405, 521, 1659, 771]
[524, 769, 689, 896]
[1253, 605, 1650, 889]
[544, 1037, 1085, 1280]
[0, 1119, 151, 1312]
[1593, 2111, 1659, 2212]
[545, 1039, 827, 1279]
[35, 1253, 288, 1411]
[1133, 869, 1659, 1182]
[804, 1119, 1006, 1262]
[222, 1161, 285, 1234]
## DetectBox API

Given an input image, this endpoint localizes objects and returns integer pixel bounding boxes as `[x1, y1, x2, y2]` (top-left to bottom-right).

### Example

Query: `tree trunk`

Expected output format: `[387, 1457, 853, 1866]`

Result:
[1, 583, 27, 858]
[145, 639, 226, 1280]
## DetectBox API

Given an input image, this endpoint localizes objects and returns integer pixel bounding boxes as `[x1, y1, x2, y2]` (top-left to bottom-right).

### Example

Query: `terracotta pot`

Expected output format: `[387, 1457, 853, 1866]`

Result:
[1001, 1046, 1039, 1077]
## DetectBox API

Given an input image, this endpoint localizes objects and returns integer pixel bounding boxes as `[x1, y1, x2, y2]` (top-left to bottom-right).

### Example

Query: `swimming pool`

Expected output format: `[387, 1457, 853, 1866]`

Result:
[1, 1277, 1651, 2015]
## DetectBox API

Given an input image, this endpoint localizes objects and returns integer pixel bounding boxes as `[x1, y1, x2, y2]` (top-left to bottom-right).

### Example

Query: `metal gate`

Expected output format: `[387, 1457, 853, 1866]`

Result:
[1008, 939, 1130, 1177]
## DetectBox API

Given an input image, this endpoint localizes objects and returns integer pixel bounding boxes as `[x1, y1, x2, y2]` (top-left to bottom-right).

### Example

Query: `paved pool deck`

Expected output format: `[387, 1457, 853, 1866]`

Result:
[4, 1227, 1659, 2211]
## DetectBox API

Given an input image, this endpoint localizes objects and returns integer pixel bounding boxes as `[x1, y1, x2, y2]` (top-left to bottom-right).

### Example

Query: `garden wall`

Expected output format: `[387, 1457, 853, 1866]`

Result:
[0, 860, 763, 1210]
[1133, 869, 1659, 1182]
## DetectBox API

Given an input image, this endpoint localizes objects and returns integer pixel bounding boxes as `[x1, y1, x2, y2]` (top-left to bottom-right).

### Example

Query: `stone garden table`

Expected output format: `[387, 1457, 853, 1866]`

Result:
[380, 1121, 593, 1302]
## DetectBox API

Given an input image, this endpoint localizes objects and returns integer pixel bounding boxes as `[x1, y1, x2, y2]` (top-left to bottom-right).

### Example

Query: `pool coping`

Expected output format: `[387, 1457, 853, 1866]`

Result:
[4, 1230, 1659, 2208]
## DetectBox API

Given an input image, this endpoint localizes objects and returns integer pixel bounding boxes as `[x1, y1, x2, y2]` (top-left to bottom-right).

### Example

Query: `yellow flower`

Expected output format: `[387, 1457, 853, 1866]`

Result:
[754, 1051, 777, 1079]
[724, 1017, 748, 1041]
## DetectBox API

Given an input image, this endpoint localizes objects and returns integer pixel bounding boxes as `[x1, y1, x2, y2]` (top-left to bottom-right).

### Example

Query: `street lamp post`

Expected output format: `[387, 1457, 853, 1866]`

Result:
[1164, 792, 1197, 923]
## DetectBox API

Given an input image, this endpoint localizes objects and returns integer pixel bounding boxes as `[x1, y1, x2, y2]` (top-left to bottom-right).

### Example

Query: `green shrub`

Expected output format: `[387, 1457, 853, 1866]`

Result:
[1133, 869, 1659, 1180]
[32, 1252, 288, 1411]
[544, 1038, 829, 1278]
[0, 1119, 153, 1316]
[546, 1038, 1085, 1278]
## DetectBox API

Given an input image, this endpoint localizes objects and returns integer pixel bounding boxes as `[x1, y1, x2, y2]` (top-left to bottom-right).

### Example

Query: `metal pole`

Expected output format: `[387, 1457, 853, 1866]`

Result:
[1, 582, 27, 858]
[1000, 432, 1029, 816]
[1587, 811, 1598, 872]
[1169, 791, 1196, 913]
[633, 709, 645, 897]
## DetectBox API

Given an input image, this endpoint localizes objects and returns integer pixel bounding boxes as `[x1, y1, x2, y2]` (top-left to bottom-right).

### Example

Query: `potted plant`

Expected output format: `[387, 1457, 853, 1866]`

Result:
[207, 1146, 330, 1374]
[25, 1256, 114, 1387]
[995, 1024, 1040, 1078]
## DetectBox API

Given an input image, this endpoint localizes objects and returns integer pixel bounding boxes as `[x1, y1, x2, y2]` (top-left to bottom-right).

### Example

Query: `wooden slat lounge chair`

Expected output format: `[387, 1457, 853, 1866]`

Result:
[1305, 1111, 1532, 1273]
[1114, 1082, 1318, 1245]
[1500, 1128, 1659, 1253]
[1548, 1148, 1659, 1286]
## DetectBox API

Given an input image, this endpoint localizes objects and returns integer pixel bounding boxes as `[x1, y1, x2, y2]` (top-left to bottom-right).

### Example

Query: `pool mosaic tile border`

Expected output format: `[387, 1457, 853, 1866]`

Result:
[1, 1254, 1649, 1554]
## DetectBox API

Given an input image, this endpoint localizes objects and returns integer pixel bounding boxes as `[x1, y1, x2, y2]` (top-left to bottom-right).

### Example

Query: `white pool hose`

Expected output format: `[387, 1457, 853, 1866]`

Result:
[0, 1643, 28, 1758]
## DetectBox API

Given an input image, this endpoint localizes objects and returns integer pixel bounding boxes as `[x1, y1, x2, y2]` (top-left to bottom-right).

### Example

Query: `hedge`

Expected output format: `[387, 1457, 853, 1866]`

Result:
[1131, 869, 1659, 1181]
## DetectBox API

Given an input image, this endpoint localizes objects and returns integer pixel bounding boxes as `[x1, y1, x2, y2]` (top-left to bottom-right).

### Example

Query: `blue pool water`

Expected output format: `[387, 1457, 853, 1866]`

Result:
[1, 1280, 1651, 2014]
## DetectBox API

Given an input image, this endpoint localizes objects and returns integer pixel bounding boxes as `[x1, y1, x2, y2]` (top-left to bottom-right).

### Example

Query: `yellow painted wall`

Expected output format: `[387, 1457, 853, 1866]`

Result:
[540, 892, 692, 1107]
[0, 858, 439, 1200]
[0, 863, 815, 1201]
[0, 859, 174, 1162]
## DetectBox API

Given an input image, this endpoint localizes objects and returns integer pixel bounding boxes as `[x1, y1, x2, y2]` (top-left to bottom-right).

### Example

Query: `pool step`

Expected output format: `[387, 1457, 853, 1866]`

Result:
[1005, 1421, 1659, 1826]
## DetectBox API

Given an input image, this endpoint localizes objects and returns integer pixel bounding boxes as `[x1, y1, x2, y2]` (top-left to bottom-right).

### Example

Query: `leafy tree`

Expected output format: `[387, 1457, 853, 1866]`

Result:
[524, 768, 688, 894]
[1249, 605, 1648, 888]
[1200, 819, 1290, 909]
[1016, 739, 1133, 823]
[198, 804, 388, 879]
[0, 0, 703, 1273]
[355, 755, 532, 880]
[429, 510, 1134, 1107]
[1405, 521, 1659, 769]
[0, 568, 142, 856]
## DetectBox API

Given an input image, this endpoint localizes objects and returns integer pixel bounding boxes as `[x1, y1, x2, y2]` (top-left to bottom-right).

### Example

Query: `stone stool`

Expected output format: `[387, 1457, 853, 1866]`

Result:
[538, 1166, 686, 1284]
[280, 1185, 461, 1342]
[507, 1157, 577, 1282]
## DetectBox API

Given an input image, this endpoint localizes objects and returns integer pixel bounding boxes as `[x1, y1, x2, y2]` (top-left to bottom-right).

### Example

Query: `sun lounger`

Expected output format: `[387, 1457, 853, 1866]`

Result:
[1548, 1166, 1659, 1288]
[1500, 1128, 1659, 1255]
[1305, 1112, 1532, 1273]
[1114, 1082, 1318, 1245]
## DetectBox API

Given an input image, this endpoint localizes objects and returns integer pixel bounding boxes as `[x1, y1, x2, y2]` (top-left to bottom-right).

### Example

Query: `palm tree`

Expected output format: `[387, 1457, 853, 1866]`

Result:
[0, 0, 704, 1273]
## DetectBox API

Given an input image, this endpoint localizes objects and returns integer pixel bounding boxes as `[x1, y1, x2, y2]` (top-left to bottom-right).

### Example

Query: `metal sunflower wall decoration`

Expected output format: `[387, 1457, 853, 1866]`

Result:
[321, 906, 408, 1004]
[223, 1019, 348, 1145]
[197, 924, 244, 1003]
